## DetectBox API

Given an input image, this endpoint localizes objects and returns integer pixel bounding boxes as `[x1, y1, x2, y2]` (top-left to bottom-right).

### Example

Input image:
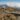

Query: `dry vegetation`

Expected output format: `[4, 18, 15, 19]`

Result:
[0, 7, 16, 13]
[0, 7, 16, 20]
[5, 7, 16, 13]
[0, 13, 16, 20]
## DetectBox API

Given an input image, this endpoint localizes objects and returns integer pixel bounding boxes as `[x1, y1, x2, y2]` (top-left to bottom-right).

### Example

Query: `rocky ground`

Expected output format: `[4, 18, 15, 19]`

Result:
[0, 13, 16, 20]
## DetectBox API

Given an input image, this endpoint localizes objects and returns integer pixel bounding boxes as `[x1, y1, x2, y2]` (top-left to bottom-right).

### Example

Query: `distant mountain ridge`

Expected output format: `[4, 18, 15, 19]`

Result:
[0, 4, 8, 8]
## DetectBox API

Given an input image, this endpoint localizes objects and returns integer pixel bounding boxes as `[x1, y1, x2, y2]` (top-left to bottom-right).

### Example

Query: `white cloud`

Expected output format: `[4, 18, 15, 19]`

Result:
[0, 2, 16, 7]
[6, 2, 16, 8]
[0, 2, 16, 8]
[0, 2, 20, 8]
[16, 2, 20, 8]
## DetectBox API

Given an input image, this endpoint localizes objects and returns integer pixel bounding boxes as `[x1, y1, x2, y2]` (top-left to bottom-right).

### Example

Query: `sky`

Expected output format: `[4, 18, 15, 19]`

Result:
[0, 0, 20, 2]
[0, 0, 20, 8]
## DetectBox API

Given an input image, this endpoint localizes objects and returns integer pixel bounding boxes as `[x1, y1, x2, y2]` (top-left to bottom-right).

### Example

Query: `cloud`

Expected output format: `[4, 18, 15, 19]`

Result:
[0, 2, 16, 8]
[0, 2, 20, 8]
[16, 2, 20, 8]
[6, 2, 16, 8]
